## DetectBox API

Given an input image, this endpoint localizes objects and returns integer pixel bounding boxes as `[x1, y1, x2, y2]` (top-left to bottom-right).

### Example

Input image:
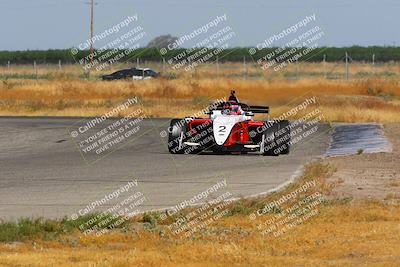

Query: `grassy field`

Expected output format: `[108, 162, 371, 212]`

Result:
[1, 63, 399, 266]
[0, 62, 400, 122]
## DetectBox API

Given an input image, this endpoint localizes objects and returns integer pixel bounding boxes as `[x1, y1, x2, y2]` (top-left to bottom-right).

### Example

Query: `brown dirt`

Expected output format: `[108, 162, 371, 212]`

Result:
[326, 123, 400, 202]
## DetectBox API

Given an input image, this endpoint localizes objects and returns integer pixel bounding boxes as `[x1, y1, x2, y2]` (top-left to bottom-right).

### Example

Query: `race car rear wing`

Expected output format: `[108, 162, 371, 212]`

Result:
[207, 102, 269, 114]
[247, 105, 269, 114]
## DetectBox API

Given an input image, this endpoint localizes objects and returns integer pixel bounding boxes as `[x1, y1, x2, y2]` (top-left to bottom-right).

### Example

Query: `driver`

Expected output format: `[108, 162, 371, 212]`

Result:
[228, 90, 239, 103]
[223, 102, 243, 115]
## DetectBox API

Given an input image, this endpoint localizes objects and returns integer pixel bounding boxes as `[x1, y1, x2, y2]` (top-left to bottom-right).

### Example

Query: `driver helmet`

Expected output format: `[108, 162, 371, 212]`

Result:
[223, 102, 242, 115]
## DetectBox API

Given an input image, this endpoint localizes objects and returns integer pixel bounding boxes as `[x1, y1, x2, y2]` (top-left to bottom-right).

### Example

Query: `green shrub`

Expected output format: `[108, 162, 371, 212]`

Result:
[0, 213, 128, 242]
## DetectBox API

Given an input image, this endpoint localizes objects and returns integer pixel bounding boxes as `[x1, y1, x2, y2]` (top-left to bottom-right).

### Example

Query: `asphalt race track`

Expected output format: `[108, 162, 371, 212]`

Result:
[0, 117, 331, 220]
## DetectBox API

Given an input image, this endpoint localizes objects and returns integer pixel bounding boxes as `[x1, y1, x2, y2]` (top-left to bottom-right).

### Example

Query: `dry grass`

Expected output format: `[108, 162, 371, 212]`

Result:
[1, 62, 400, 122]
[1, 205, 399, 267]
[1, 74, 400, 122]
[0, 162, 399, 266]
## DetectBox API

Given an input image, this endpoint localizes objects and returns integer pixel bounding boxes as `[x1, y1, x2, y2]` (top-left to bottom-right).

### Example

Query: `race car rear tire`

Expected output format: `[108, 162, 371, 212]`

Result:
[277, 120, 291, 155]
[261, 122, 279, 156]
[168, 119, 187, 154]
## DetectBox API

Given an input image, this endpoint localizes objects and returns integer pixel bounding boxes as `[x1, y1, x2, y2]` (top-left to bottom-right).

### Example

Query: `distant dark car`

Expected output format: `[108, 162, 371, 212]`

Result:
[101, 68, 159, 81]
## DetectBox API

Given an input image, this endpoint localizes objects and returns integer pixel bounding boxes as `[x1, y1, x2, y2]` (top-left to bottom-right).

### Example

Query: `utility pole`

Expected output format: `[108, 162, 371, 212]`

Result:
[372, 54, 376, 75]
[243, 56, 247, 79]
[345, 52, 349, 80]
[89, 0, 94, 66]
[34, 61, 37, 80]
[216, 55, 219, 78]
[162, 57, 166, 72]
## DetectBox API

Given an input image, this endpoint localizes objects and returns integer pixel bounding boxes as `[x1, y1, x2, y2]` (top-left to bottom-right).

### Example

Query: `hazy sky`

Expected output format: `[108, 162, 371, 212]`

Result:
[1, 0, 399, 50]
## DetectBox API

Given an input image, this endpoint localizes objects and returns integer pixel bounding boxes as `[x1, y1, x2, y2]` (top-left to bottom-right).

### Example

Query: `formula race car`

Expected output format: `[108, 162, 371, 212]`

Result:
[167, 91, 291, 156]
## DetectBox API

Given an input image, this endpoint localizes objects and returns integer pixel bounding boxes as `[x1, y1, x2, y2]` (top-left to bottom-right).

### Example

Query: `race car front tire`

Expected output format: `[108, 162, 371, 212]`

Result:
[168, 119, 187, 154]
[187, 121, 217, 154]
[261, 122, 279, 156]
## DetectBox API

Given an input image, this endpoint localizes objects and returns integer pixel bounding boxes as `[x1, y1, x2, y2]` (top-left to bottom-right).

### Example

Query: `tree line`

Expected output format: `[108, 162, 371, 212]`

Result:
[1, 46, 399, 64]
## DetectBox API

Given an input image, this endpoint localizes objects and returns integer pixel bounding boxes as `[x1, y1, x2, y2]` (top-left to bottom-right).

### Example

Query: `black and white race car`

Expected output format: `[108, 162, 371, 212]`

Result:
[167, 91, 291, 156]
